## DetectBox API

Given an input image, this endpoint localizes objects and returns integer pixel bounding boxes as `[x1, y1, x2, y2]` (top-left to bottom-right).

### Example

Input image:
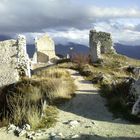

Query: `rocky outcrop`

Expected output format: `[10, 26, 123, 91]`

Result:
[132, 97, 140, 116]
[89, 30, 116, 62]
[129, 78, 140, 117]
[0, 35, 31, 87]
[126, 66, 140, 77]
[33, 34, 56, 63]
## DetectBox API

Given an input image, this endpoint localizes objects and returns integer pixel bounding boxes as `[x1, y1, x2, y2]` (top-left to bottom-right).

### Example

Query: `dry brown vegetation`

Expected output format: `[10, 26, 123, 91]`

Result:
[0, 67, 76, 129]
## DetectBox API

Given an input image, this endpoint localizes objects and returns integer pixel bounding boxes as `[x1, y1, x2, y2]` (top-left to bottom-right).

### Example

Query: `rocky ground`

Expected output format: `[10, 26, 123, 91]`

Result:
[0, 69, 140, 140]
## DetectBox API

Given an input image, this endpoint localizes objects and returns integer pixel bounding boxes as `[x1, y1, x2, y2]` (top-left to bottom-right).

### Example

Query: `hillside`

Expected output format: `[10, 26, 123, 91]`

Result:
[114, 43, 140, 60]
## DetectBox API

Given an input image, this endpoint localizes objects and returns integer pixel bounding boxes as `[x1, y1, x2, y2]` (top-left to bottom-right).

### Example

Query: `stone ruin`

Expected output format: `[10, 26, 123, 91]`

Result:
[33, 34, 56, 63]
[0, 35, 31, 87]
[0, 33, 57, 87]
[89, 30, 116, 62]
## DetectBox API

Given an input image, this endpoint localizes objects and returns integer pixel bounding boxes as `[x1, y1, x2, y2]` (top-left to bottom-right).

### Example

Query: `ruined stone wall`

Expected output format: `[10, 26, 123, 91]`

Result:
[0, 40, 19, 87]
[33, 34, 56, 63]
[89, 30, 116, 62]
[17, 35, 31, 77]
[89, 40, 101, 62]
[0, 35, 31, 87]
[90, 30, 116, 54]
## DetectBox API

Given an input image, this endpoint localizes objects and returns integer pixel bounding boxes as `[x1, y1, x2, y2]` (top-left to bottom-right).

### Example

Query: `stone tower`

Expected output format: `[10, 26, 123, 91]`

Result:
[89, 30, 116, 62]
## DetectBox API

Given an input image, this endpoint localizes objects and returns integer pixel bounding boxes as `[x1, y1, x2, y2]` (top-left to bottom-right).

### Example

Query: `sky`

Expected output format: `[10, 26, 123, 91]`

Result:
[0, 0, 140, 45]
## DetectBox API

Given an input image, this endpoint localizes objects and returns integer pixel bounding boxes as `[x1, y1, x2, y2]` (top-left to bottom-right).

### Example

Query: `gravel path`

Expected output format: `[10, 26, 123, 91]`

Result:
[0, 69, 140, 140]
[45, 69, 140, 140]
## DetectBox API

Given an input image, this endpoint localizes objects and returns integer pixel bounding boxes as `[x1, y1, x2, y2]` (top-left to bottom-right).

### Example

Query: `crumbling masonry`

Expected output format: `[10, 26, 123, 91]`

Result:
[89, 30, 116, 62]
[0, 35, 31, 87]
[33, 34, 56, 63]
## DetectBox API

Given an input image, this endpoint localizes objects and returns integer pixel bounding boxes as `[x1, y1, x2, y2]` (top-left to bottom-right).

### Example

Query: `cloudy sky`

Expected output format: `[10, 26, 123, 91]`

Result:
[0, 0, 140, 45]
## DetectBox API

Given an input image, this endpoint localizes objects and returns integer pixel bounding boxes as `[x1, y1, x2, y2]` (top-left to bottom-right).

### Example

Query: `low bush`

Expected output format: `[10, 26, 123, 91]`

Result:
[100, 81, 140, 122]
[71, 53, 90, 67]
[27, 105, 58, 130]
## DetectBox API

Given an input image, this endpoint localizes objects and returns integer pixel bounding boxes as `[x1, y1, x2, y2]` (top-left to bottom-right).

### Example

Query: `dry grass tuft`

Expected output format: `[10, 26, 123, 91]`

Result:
[0, 67, 76, 129]
[34, 67, 71, 79]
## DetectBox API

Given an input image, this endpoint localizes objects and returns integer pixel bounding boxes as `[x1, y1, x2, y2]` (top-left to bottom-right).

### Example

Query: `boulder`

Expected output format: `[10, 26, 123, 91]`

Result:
[7, 124, 17, 133]
[129, 78, 140, 116]
[130, 78, 140, 99]
[132, 97, 140, 117]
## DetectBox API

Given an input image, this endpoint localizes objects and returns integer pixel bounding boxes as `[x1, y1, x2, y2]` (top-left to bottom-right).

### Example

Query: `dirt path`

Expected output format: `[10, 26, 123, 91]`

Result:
[45, 69, 140, 140]
[0, 69, 140, 140]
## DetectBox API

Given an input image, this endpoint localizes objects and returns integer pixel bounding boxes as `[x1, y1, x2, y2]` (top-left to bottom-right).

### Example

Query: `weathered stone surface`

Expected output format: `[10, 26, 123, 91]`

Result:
[0, 35, 31, 87]
[7, 124, 17, 133]
[130, 78, 140, 99]
[33, 34, 56, 63]
[89, 40, 101, 62]
[89, 30, 116, 62]
[17, 35, 31, 78]
[89, 30, 116, 55]
[50, 132, 63, 140]
[132, 97, 140, 117]
[0, 40, 19, 87]
[129, 78, 140, 116]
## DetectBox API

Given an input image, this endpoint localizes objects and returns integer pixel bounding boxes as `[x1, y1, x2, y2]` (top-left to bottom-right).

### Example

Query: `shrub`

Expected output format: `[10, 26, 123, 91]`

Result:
[71, 53, 90, 67]
[27, 106, 58, 130]
[100, 81, 140, 122]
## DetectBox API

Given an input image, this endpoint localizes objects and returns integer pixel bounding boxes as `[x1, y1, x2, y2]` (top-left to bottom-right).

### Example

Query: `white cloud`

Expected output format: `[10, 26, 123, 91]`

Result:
[0, 0, 140, 34]
[0, 0, 140, 45]
[88, 7, 140, 18]
[93, 21, 140, 45]
[23, 28, 89, 45]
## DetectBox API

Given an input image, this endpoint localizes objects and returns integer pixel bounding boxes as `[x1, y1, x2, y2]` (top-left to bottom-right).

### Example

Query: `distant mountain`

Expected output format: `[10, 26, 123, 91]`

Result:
[55, 42, 89, 57]
[26, 42, 89, 58]
[0, 33, 139, 60]
[114, 43, 140, 60]
[0, 35, 12, 41]
[26, 42, 140, 60]
[27, 44, 35, 58]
